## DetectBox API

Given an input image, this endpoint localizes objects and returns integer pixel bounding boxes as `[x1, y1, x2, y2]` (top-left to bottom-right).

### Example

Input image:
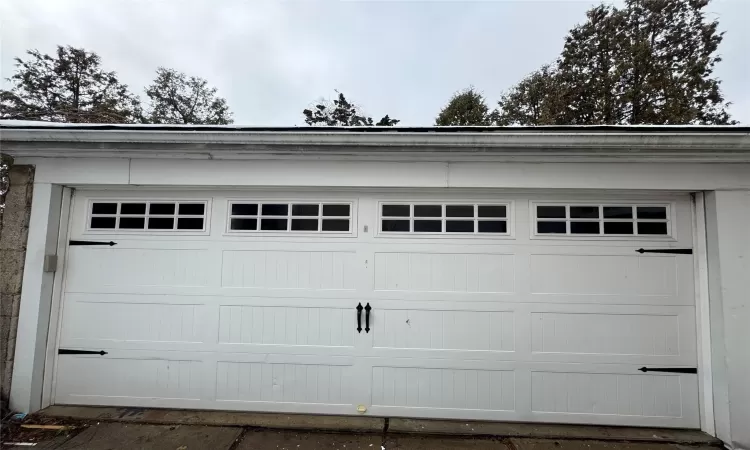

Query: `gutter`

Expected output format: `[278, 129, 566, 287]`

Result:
[1, 128, 749, 161]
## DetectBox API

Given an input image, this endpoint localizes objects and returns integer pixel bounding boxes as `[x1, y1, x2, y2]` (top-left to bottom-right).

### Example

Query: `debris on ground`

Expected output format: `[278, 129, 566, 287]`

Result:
[20, 424, 70, 430]
[1, 413, 86, 447]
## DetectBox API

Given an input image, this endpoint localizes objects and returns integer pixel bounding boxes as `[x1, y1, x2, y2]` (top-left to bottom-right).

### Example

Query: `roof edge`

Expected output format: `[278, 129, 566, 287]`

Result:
[2, 127, 750, 160]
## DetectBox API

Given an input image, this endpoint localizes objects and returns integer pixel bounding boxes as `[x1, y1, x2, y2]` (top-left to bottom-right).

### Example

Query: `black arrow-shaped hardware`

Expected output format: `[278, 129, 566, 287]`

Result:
[639, 367, 697, 374]
[58, 349, 108, 355]
[636, 248, 692, 255]
[70, 240, 117, 246]
[364, 303, 372, 333]
[356, 303, 363, 333]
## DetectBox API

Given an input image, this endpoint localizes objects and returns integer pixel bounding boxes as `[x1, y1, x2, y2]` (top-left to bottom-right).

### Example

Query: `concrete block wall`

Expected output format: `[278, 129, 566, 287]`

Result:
[0, 164, 34, 413]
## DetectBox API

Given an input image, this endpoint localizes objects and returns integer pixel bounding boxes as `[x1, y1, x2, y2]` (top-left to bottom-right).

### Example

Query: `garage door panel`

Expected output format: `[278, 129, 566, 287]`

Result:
[92, 287, 361, 299]
[66, 247, 214, 291]
[374, 252, 515, 294]
[215, 361, 352, 405]
[531, 371, 693, 420]
[222, 249, 357, 290]
[371, 366, 516, 411]
[373, 308, 515, 352]
[218, 305, 356, 347]
[531, 312, 679, 356]
[55, 356, 203, 402]
[60, 297, 204, 344]
[367, 360, 698, 425]
[530, 254, 678, 296]
[369, 302, 695, 364]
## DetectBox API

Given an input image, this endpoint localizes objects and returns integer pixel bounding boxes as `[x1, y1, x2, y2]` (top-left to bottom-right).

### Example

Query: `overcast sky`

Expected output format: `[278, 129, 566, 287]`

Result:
[1, 0, 748, 125]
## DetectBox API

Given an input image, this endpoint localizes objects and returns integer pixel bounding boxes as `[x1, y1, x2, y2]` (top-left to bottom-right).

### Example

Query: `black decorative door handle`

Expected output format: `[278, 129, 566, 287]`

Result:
[364, 303, 371, 333]
[59, 349, 108, 355]
[636, 248, 692, 255]
[69, 240, 117, 246]
[356, 303, 363, 333]
[639, 366, 697, 374]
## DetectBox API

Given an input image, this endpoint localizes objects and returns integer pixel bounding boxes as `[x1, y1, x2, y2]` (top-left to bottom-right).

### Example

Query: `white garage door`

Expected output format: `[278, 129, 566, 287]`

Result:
[52, 190, 699, 428]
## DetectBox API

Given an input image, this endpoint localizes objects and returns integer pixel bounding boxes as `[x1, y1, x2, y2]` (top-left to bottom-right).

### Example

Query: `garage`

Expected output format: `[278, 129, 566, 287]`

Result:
[52, 188, 698, 428]
[8, 124, 750, 444]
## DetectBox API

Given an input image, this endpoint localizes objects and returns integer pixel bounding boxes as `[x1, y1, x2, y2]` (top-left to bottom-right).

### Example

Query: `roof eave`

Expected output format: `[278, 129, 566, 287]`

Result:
[2, 128, 750, 161]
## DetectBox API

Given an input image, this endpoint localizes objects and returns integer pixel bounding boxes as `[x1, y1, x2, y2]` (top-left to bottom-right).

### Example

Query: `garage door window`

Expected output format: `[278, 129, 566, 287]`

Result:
[380, 203, 509, 235]
[534, 203, 670, 236]
[88, 201, 207, 231]
[228, 202, 352, 233]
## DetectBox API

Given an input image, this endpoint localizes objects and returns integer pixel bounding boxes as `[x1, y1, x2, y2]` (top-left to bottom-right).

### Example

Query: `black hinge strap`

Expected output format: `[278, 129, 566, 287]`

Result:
[69, 240, 117, 246]
[636, 248, 692, 255]
[58, 349, 108, 355]
[639, 367, 697, 374]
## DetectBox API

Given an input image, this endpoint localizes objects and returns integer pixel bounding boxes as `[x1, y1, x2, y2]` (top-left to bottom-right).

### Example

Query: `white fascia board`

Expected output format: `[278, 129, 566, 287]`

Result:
[16, 157, 750, 191]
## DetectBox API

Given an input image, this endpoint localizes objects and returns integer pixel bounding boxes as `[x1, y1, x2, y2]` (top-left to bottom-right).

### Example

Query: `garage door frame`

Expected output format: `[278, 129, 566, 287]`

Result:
[38, 187, 714, 431]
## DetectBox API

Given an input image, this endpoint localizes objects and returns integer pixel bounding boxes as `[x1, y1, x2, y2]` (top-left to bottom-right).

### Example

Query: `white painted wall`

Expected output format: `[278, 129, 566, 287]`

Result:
[705, 191, 750, 450]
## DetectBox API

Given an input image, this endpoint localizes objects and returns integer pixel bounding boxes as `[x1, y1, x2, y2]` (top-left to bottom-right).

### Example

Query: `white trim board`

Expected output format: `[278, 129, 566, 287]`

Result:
[15, 158, 750, 191]
[41, 187, 73, 409]
[9, 183, 63, 413]
[692, 192, 715, 436]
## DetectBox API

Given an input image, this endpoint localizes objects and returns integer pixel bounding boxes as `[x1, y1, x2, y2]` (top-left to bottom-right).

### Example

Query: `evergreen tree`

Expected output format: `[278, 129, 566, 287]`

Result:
[0, 46, 141, 123]
[435, 87, 493, 126]
[144, 67, 233, 124]
[303, 91, 399, 126]
[496, 0, 735, 125]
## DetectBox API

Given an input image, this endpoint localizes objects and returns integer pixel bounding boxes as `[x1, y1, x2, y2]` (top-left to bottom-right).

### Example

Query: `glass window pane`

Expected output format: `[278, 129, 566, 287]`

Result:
[230, 218, 257, 230]
[537, 221, 566, 234]
[177, 218, 204, 230]
[537, 206, 566, 218]
[478, 221, 507, 233]
[291, 219, 318, 231]
[382, 219, 409, 232]
[178, 203, 205, 215]
[322, 219, 350, 231]
[91, 203, 117, 215]
[292, 204, 319, 216]
[261, 204, 288, 216]
[603, 206, 633, 219]
[446, 220, 474, 232]
[148, 217, 174, 230]
[446, 205, 474, 217]
[571, 221, 600, 234]
[261, 218, 288, 230]
[414, 205, 441, 217]
[119, 217, 145, 229]
[604, 222, 634, 234]
[570, 206, 599, 219]
[90, 216, 116, 229]
[120, 203, 146, 215]
[638, 222, 668, 235]
[149, 203, 176, 215]
[382, 205, 410, 217]
[637, 207, 667, 219]
[231, 204, 258, 216]
[323, 204, 350, 217]
[414, 220, 442, 232]
[478, 205, 506, 218]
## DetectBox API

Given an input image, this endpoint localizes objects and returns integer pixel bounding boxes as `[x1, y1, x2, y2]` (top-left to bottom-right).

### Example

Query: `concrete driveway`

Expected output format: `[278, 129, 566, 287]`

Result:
[0, 406, 723, 449]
